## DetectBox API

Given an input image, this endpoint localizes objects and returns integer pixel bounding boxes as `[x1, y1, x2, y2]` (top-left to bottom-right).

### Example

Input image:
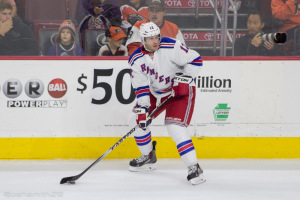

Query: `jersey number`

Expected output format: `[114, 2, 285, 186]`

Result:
[180, 43, 189, 53]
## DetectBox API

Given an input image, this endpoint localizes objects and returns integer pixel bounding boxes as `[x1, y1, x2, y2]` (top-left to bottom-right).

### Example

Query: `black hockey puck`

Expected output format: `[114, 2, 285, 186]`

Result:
[68, 181, 76, 185]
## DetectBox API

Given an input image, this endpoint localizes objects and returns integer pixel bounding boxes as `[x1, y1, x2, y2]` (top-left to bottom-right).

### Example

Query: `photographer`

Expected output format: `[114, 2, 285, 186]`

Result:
[234, 11, 279, 56]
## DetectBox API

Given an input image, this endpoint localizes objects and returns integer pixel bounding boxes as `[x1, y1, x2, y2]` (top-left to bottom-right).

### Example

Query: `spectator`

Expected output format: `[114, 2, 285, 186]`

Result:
[234, 10, 279, 56]
[0, 0, 16, 16]
[120, 0, 148, 29]
[77, 0, 119, 24]
[47, 20, 85, 56]
[272, 0, 300, 55]
[79, 0, 122, 50]
[0, 0, 39, 56]
[79, 0, 122, 30]
[125, 0, 185, 56]
[98, 26, 128, 56]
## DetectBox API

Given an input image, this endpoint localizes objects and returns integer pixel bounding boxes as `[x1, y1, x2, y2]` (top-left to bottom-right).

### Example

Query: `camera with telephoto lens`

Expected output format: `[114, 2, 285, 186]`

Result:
[261, 32, 287, 43]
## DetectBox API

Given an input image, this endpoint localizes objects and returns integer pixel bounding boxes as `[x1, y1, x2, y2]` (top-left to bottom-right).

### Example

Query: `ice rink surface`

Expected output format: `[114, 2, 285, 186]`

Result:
[1, 159, 300, 200]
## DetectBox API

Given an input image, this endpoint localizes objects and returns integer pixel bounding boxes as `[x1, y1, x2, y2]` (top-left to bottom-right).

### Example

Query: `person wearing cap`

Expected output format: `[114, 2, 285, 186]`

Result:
[47, 20, 85, 56]
[0, 0, 39, 56]
[125, 0, 185, 56]
[98, 26, 128, 56]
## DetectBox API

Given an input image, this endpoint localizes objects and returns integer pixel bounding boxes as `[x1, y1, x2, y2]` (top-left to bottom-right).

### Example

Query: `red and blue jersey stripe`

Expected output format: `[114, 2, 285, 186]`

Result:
[177, 140, 195, 156]
[159, 37, 176, 49]
[154, 87, 172, 94]
[134, 132, 152, 146]
[134, 85, 150, 99]
[160, 43, 175, 49]
[189, 56, 202, 67]
[129, 47, 145, 66]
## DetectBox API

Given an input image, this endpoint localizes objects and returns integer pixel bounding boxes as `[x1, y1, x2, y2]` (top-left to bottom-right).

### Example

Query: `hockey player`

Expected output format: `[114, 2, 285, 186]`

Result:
[128, 22, 205, 185]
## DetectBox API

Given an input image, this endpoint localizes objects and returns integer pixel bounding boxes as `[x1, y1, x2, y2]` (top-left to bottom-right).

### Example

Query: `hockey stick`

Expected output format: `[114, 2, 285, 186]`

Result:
[60, 93, 174, 184]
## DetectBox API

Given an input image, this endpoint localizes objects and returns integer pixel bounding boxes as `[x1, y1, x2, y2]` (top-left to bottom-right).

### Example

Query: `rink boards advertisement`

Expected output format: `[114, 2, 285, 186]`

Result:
[0, 58, 300, 159]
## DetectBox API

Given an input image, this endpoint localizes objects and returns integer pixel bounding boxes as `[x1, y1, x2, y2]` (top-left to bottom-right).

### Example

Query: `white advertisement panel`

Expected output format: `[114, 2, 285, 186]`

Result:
[0, 60, 135, 138]
[192, 60, 240, 137]
[0, 59, 300, 138]
[195, 60, 285, 137]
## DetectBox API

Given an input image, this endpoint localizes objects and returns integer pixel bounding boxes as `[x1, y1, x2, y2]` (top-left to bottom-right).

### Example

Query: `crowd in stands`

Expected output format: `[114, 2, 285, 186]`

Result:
[1, 0, 300, 56]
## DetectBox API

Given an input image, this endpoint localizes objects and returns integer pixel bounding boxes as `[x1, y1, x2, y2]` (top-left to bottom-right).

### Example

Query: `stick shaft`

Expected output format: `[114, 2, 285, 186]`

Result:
[60, 94, 173, 184]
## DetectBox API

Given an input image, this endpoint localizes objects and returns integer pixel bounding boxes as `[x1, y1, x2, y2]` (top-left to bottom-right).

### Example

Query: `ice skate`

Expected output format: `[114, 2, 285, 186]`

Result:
[129, 141, 157, 172]
[187, 163, 206, 185]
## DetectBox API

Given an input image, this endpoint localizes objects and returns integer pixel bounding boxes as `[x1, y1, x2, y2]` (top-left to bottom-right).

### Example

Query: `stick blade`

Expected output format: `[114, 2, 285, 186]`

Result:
[60, 176, 77, 184]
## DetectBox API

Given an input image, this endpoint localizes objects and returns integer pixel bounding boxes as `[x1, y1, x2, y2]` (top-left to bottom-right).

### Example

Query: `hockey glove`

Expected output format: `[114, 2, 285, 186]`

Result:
[135, 106, 152, 130]
[172, 73, 193, 97]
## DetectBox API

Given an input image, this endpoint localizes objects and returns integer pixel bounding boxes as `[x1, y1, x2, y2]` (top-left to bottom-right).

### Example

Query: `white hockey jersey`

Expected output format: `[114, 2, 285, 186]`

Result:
[129, 37, 203, 107]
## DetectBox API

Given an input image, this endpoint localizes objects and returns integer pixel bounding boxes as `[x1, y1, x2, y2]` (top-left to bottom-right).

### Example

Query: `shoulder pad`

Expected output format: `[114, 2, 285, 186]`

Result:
[128, 47, 145, 66]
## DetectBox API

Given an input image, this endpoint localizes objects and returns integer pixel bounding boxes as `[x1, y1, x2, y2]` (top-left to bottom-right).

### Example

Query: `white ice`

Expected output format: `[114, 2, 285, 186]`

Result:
[0, 159, 300, 200]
